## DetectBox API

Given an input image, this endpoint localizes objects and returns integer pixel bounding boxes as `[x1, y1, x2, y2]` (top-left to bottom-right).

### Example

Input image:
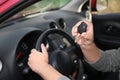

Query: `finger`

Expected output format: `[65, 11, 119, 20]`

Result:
[41, 43, 48, 54]
[72, 21, 82, 36]
[75, 34, 80, 43]
[72, 26, 78, 37]
[31, 49, 36, 53]
[81, 32, 87, 39]
[27, 61, 31, 67]
[28, 57, 30, 62]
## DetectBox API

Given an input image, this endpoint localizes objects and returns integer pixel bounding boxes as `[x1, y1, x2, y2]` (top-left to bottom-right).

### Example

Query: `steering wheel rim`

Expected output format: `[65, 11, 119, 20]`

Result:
[35, 29, 84, 80]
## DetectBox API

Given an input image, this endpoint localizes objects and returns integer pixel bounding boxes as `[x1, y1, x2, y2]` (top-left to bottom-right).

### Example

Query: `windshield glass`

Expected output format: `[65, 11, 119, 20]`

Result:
[9, 0, 71, 20]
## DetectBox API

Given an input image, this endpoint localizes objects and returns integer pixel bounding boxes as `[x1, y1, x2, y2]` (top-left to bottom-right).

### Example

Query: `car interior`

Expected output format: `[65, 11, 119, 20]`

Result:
[0, 0, 120, 80]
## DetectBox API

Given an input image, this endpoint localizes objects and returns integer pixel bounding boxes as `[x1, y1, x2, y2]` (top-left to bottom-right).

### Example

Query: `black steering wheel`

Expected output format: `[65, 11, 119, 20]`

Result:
[35, 29, 84, 80]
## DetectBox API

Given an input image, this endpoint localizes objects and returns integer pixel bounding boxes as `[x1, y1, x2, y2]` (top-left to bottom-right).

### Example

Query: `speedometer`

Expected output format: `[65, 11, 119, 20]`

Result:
[16, 42, 28, 59]
[16, 31, 42, 66]
[16, 42, 30, 67]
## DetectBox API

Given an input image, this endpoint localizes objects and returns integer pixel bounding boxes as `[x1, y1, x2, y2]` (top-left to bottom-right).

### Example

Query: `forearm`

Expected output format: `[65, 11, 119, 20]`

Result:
[90, 48, 120, 72]
[81, 42, 120, 72]
[80, 43, 100, 63]
[37, 63, 70, 80]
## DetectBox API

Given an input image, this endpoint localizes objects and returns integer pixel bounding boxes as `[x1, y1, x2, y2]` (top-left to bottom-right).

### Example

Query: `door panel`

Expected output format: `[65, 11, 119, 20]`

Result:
[92, 13, 120, 80]
[92, 13, 120, 50]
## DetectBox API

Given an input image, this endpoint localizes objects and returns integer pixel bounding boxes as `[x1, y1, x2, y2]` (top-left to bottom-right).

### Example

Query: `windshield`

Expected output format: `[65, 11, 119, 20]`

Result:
[9, 0, 71, 20]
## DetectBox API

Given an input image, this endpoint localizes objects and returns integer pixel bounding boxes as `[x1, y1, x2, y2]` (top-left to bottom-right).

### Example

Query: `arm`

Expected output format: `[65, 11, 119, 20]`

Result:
[28, 44, 70, 80]
[90, 48, 120, 72]
[72, 20, 120, 72]
[72, 20, 100, 63]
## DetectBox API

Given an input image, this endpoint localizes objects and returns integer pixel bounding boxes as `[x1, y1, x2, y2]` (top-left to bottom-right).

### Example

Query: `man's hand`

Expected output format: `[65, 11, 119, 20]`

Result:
[28, 44, 64, 80]
[72, 20, 100, 63]
[72, 20, 94, 47]
[28, 44, 48, 73]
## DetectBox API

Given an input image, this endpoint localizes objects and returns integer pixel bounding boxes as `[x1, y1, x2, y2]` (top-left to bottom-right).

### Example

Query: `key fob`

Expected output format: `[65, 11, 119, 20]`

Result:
[78, 22, 87, 34]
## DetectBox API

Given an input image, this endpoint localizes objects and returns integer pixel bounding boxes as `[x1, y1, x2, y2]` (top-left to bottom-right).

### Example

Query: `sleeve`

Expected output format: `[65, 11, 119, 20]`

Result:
[58, 76, 70, 80]
[88, 48, 120, 72]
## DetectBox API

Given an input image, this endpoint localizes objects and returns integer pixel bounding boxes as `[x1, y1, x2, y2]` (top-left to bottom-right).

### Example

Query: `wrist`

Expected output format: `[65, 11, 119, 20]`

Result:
[80, 42, 100, 63]
[80, 42, 95, 49]
[37, 63, 50, 74]
[37, 63, 63, 80]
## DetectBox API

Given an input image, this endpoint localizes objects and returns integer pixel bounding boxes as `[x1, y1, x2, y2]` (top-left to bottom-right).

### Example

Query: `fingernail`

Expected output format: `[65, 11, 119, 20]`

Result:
[41, 43, 43, 46]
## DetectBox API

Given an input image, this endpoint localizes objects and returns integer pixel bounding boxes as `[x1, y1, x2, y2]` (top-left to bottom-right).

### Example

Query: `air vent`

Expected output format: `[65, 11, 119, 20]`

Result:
[49, 22, 58, 29]
[58, 18, 66, 29]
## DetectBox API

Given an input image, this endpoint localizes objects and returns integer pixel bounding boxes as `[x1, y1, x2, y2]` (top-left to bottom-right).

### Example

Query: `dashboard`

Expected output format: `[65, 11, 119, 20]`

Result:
[0, 10, 86, 80]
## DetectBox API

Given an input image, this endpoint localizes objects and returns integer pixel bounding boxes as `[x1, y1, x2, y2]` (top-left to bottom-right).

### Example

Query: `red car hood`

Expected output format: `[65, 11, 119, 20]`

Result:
[0, 0, 40, 24]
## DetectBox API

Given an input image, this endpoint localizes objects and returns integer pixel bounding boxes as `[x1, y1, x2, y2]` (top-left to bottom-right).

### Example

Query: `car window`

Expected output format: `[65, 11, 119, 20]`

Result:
[94, 0, 120, 14]
[9, 0, 71, 20]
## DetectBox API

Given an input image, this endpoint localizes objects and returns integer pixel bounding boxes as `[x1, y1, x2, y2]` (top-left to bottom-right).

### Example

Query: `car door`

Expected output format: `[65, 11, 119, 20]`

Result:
[92, 0, 120, 80]
[93, 13, 120, 50]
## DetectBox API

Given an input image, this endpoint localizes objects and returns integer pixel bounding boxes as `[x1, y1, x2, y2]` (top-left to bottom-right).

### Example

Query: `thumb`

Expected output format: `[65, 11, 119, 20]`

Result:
[41, 43, 48, 55]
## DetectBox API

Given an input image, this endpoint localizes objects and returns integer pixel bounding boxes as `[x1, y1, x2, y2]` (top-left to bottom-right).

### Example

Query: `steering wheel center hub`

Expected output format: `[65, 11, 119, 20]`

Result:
[49, 50, 74, 75]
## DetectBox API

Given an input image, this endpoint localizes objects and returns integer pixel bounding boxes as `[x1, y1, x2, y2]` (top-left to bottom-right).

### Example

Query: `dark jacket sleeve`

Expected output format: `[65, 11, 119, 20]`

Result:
[88, 48, 120, 72]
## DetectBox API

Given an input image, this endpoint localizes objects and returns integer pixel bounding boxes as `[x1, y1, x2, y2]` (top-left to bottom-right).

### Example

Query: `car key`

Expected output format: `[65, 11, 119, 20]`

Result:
[78, 22, 87, 34]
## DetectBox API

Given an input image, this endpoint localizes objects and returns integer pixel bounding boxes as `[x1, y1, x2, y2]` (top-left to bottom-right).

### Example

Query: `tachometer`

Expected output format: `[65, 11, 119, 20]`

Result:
[16, 42, 29, 63]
